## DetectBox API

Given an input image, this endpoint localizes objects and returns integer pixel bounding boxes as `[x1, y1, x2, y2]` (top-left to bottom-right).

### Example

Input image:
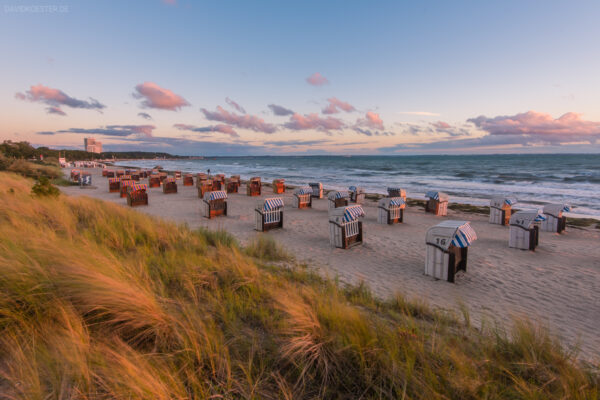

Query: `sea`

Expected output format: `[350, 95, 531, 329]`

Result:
[115, 154, 600, 218]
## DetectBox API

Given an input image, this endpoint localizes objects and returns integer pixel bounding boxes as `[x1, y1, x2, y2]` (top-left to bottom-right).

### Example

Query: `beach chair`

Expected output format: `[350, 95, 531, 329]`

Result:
[293, 187, 313, 209]
[387, 187, 406, 200]
[226, 176, 240, 193]
[119, 180, 135, 198]
[541, 204, 570, 233]
[309, 182, 323, 199]
[126, 183, 148, 207]
[105, 170, 115, 178]
[174, 171, 182, 180]
[425, 191, 449, 216]
[348, 186, 365, 204]
[196, 173, 208, 185]
[149, 175, 161, 188]
[211, 178, 222, 190]
[116, 170, 125, 178]
[255, 197, 284, 232]
[509, 210, 545, 250]
[183, 174, 194, 186]
[131, 172, 140, 181]
[139, 170, 148, 178]
[377, 197, 405, 224]
[121, 175, 132, 182]
[489, 196, 517, 226]
[247, 177, 261, 196]
[198, 179, 213, 198]
[272, 179, 285, 194]
[202, 190, 228, 219]
[328, 205, 365, 249]
[108, 177, 121, 193]
[328, 191, 349, 209]
[70, 169, 81, 183]
[101, 169, 109, 177]
[425, 221, 477, 283]
[162, 177, 178, 194]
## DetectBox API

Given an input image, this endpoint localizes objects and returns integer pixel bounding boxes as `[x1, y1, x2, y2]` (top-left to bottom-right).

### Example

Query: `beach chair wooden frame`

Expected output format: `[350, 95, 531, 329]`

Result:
[198, 180, 213, 198]
[149, 176, 161, 188]
[162, 179, 178, 194]
[247, 177, 261, 196]
[183, 174, 194, 186]
[330, 220, 363, 249]
[426, 243, 468, 283]
[294, 193, 312, 209]
[272, 179, 285, 194]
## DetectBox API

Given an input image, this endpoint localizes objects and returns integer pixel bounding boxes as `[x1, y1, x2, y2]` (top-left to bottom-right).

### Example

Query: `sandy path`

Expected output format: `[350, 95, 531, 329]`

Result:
[61, 168, 600, 361]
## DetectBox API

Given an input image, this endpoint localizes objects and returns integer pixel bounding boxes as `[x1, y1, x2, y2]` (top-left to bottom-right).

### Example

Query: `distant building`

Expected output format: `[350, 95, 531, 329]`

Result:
[84, 137, 102, 153]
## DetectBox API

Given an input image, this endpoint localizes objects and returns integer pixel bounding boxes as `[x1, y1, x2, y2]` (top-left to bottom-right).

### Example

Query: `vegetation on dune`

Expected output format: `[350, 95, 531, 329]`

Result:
[0, 172, 598, 399]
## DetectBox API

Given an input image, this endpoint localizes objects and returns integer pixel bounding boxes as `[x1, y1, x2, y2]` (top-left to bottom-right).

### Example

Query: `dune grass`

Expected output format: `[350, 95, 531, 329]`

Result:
[0, 171, 598, 399]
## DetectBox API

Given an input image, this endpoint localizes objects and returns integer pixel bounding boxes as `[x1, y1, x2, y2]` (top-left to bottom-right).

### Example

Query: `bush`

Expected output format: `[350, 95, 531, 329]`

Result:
[31, 176, 60, 197]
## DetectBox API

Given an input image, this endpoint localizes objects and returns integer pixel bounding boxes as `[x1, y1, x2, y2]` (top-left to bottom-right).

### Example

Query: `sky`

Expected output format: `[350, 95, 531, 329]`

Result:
[1, 0, 600, 155]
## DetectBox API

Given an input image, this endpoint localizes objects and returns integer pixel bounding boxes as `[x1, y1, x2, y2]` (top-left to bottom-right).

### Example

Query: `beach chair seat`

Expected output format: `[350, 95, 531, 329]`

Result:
[202, 190, 228, 219]
[425, 221, 477, 283]
[541, 204, 570, 233]
[509, 210, 545, 250]
[126, 183, 148, 207]
[328, 191, 349, 209]
[425, 191, 448, 216]
[293, 187, 313, 209]
[309, 182, 323, 199]
[272, 179, 285, 194]
[377, 197, 405, 224]
[348, 186, 365, 204]
[247, 177, 261, 196]
[255, 197, 284, 231]
[490, 196, 517, 226]
[329, 205, 365, 249]
[162, 178, 178, 194]
[183, 174, 194, 186]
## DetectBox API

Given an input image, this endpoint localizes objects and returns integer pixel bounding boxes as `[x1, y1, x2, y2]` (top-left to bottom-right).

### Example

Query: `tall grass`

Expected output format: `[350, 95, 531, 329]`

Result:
[0, 172, 597, 399]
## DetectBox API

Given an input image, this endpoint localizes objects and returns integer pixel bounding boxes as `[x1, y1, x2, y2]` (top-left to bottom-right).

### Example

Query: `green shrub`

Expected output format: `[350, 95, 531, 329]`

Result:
[31, 176, 60, 197]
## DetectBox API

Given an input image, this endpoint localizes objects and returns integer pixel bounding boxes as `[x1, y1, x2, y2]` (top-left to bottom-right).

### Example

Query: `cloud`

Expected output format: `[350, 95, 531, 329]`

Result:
[355, 111, 384, 130]
[306, 72, 329, 86]
[133, 82, 190, 111]
[138, 112, 153, 120]
[39, 125, 156, 137]
[265, 139, 333, 147]
[225, 97, 246, 114]
[15, 84, 105, 115]
[397, 111, 440, 117]
[354, 128, 395, 137]
[201, 106, 277, 134]
[284, 113, 345, 132]
[322, 97, 355, 114]
[173, 123, 239, 137]
[268, 104, 294, 116]
[468, 111, 600, 142]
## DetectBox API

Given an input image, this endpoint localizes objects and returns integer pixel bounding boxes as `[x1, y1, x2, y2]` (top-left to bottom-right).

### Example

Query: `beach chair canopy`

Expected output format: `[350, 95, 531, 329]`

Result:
[262, 197, 284, 211]
[129, 183, 148, 192]
[329, 204, 365, 223]
[328, 191, 349, 200]
[426, 220, 477, 251]
[294, 186, 313, 195]
[203, 190, 228, 201]
[349, 186, 364, 193]
[309, 182, 322, 189]
[108, 177, 121, 183]
[543, 203, 571, 217]
[164, 177, 177, 184]
[379, 197, 406, 209]
[121, 180, 136, 187]
[490, 196, 518, 208]
[425, 191, 449, 202]
[510, 210, 546, 228]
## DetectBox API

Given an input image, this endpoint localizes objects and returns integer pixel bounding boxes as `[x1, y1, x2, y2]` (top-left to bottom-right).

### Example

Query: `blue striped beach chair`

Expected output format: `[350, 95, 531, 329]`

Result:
[425, 220, 477, 282]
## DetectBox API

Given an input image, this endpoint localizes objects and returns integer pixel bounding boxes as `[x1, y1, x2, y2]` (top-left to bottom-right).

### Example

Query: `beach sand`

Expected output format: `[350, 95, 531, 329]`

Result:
[62, 168, 600, 360]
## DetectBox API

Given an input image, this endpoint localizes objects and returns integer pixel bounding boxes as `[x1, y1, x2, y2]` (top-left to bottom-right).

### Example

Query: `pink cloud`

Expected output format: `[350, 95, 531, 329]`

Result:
[322, 97, 355, 114]
[432, 121, 451, 130]
[174, 123, 239, 137]
[201, 106, 276, 134]
[355, 111, 384, 130]
[306, 72, 329, 86]
[284, 113, 345, 131]
[468, 111, 600, 139]
[15, 84, 105, 115]
[225, 97, 246, 114]
[133, 82, 190, 111]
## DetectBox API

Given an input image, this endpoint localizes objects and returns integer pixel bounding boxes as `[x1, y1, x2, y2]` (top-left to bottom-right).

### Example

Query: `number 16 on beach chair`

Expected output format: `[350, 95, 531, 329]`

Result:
[293, 187, 313, 209]
[255, 197, 284, 232]
[202, 190, 228, 219]
[328, 205, 365, 249]
[378, 197, 405, 224]
[425, 221, 477, 283]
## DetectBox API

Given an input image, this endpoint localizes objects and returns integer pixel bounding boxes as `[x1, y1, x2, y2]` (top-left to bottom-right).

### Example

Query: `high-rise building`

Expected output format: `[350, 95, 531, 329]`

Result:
[84, 138, 102, 153]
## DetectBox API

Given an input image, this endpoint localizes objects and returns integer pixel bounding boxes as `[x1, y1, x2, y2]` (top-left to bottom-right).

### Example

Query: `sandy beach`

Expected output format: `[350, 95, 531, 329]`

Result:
[62, 168, 600, 361]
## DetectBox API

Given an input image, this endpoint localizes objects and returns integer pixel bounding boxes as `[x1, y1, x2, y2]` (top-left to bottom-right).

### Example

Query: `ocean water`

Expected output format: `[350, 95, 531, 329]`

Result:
[115, 154, 600, 218]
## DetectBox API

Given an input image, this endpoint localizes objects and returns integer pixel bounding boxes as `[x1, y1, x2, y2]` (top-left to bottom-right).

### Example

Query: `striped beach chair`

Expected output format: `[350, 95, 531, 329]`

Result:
[489, 196, 517, 226]
[70, 169, 81, 183]
[108, 177, 121, 193]
[328, 205, 365, 249]
[309, 182, 323, 199]
[272, 179, 285, 194]
[541, 203, 570, 233]
[377, 197, 405, 224]
[328, 191, 349, 209]
[162, 177, 177, 194]
[120, 180, 135, 198]
[509, 210, 545, 250]
[387, 187, 406, 200]
[246, 177, 261, 196]
[293, 187, 313, 209]
[425, 191, 448, 216]
[202, 190, 228, 219]
[348, 186, 365, 204]
[425, 220, 477, 283]
[105, 170, 115, 178]
[127, 183, 148, 207]
[255, 197, 284, 231]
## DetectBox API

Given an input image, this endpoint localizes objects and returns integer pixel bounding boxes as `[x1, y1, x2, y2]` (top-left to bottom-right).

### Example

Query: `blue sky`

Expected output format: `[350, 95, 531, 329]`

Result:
[2, 0, 600, 155]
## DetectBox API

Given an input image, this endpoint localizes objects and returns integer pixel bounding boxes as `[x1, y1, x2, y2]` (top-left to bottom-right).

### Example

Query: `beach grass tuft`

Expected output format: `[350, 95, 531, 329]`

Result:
[0, 171, 598, 399]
